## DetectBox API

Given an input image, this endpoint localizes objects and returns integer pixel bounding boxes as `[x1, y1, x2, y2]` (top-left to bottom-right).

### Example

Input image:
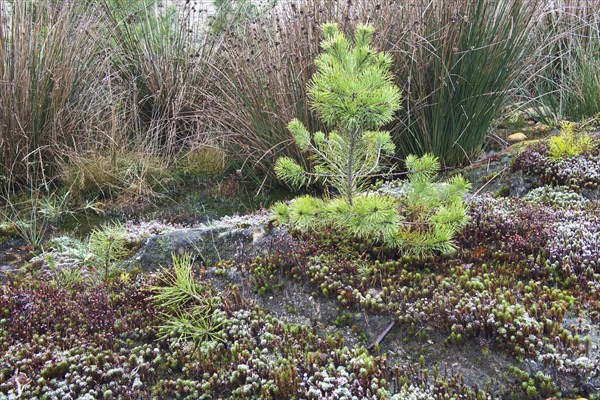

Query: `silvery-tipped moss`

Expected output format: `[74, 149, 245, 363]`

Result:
[523, 185, 590, 210]
[274, 23, 402, 202]
[390, 385, 435, 400]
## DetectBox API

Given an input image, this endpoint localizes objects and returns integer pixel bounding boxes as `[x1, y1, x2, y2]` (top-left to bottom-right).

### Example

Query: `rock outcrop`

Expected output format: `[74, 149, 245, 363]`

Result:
[128, 213, 290, 271]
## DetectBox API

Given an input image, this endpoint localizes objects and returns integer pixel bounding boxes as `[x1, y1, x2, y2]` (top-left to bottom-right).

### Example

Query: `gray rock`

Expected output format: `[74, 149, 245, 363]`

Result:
[582, 186, 600, 201]
[0, 237, 30, 283]
[509, 169, 536, 197]
[205, 264, 388, 348]
[128, 213, 291, 271]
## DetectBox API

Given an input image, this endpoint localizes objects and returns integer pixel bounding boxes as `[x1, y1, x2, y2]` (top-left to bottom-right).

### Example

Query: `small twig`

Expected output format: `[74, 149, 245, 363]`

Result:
[367, 320, 395, 351]
[414, 325, 427, 337]
[473, 165, 508, 197]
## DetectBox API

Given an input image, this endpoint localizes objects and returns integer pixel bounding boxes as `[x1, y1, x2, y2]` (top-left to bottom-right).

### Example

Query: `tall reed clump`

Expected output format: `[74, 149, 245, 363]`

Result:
[0, 0, 102, 187]
[101, 0, 216, 155]
[375, 0, 542, 165]
[526, 0, 600, 120]
[209, 0, 272, 35]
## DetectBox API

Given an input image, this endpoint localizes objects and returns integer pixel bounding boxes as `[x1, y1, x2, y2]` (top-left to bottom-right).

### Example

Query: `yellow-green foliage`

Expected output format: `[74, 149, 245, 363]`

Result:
[274, 23, 402, 202]
[61, 153, 119, 197]
[60, 152, 171, 201]
[177, 146, 228, 180]
[272, 154, 471, 258]
[393, 154, 471, 258]
[150, 253, 226, 345]
[272, 24, 469, 259]
[548, 122, 593, 161]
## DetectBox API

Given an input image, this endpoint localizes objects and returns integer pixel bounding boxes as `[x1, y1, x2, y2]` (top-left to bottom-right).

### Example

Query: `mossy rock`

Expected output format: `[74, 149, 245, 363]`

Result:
[127, 215, 290, 272]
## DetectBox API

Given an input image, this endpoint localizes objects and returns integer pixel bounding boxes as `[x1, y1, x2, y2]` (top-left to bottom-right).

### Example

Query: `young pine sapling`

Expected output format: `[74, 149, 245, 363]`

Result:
[273, 23, 470, 258]
[275, 23, 402, 204]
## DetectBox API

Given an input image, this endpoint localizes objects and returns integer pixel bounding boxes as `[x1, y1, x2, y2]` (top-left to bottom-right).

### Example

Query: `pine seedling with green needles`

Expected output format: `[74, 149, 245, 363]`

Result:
[272, 24, 470, 259]
[149, 253, 205, 311]
[275, 23, 402, 204]
[286, 196, 326, 232]
[395, 225, 458, 259]
[88, 222, 129, 282]
[156, 305, 226, 346]
[393, 154, 471, 257]
[344, 195, 401, 244]
[150, 253, 227, 347]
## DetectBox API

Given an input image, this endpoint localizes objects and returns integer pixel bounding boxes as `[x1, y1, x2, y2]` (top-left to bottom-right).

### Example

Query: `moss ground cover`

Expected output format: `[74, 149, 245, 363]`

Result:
[0, 129, 599, 399]
[0, 270, 486, 399]
[512, 130, 600, 192]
